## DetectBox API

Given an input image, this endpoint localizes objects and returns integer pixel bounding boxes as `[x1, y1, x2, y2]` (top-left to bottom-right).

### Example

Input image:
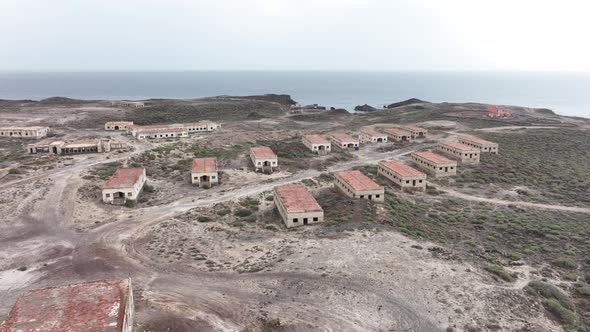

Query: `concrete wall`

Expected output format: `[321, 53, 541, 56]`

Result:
[359, 133, 388, 143]
[377, 165, 426, 191]
[334, 176, 385, 202]
[105, 122, 133, 131]
[191, 171, 219, 187]
[437, 145, 480, 164]
[331, 137, 359, 149]
[273, 192, 324, 228]
[411, 155, 457, 178]
[102, 171, 147, 204]
[0, 127, 48, 139]
[122, 280, 134, 332]
[388, 133, 412, 142]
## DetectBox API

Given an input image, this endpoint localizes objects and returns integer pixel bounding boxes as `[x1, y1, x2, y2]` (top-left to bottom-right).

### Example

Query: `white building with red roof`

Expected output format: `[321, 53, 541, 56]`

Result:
[384, 128, 413, 142]
[250, 146, 278, 173]
[302, 134, 331, 155]
[334, 170, 384, 201]
[437, 141, 480, 164]
[102, 168, 147, 204]
[330, 133, 359, 149]
[191, 157, 219, 187]
[378, 160, 427, 191]
[0, 279, 134, 332]
[458, 135, 499, 154]
[359, 128, 388, 143]
[399, 124, 428, 139]
[273, 184, 324, 228]
[411, 151, 457, 177]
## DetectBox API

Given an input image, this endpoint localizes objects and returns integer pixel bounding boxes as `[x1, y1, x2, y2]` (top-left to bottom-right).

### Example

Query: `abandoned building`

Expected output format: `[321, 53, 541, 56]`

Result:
[411, 151, 457, 177]
[330, 133, 360, 149]
[105, 121, 134, 131]
[458, 135, 499, 154]
[130, 121, 219, 139]
[250, 146, 278, 173]
[273, 184, 324, 228]
[378, 159, 427, 191]
[183, 121, 221, 132]
[111, 100, 145, 108]
[102, 168, 147, 204]
[0, 279, 134, 332]
[384, 128, 413, 142]
[334, 170, 384, 202]
[399, 125, 428, 139]
[27, 139, 126, 155]
[302, 134, 331, 155]
[437, 141, 480, 164]
[359, 129, 388, 143]
[0, 126, 49, 139]
[133, 127, 189, 139]
[191, 157, 219, 187]
[487, 105, 512, 118]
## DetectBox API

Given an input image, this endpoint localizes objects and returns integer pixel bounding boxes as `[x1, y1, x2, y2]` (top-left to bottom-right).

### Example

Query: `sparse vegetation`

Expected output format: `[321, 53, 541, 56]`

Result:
[483, 264, 515, 282]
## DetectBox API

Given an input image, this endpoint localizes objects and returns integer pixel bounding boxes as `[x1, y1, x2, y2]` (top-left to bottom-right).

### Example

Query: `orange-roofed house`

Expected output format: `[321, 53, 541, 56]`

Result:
[102, 168, 147, 204]
[302, 135, 331, 155]
[359, 128, 388, 143]
[250, 146, 278, 173]
[458, 135, 499, 154]
[399, 124, 428, 139]
[191, 157, 219, 188]
[334, 170, 384, 201]
[437, 141, 480, 164]
[330, 133, 359, 150]
[378, 160, 427, 191]
[273, 184, 324, 228]
[0, 279, 134, 332]
[411, 151, 457, 178]
[384, 128, 413, 142]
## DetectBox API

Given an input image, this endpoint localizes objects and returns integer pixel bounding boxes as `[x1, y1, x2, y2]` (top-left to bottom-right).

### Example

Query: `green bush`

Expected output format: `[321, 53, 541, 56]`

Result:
[242, 215, 257, 223]
[265, 195, 274, 201]
[216, 209, 231, 216]
[234, 208, 252, 217]
[552, 258, 578, 270]
[526, 281, 573, 310]
[197, 216, 212, 223]
[575, 282, 590, 296]
[484, 264, 515, 282]
[124, 200, 137, 208]
[543, 299, 576, 325]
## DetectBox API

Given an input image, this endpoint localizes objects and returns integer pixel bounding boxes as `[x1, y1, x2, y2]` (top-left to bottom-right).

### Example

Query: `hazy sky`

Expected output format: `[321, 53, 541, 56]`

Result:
[1, 0, 589, 71]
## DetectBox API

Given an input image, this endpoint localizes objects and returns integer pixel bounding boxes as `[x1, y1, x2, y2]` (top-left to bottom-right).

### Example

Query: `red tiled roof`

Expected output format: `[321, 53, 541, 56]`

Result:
[361, 129, 386, 137]
[192, 157, 218, 173]
[274, 184, 322, 213]
[251, 146, 277, 159]
[379, 160, 426, 177]
[304, 135, 329, 144]
[331, 133, 357, 142]
[400, 124, 427, 132]
[103, 168, 145, 189]
[440, 141, 479, 152]
[335, 170, 383, 191]
[413, 151, 455, 164]
[459, 135, 496, 146]
[0, 279, 130, 332]
[384, 128, 412, 136]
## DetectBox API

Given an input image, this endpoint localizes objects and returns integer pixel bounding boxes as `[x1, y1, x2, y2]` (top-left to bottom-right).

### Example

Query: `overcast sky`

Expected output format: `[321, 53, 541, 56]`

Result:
[1, 0, 589, 71]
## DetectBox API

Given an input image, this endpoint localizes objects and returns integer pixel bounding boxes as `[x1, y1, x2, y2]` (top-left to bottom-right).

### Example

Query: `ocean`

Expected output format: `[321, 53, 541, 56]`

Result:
[0, 71, 589, 118]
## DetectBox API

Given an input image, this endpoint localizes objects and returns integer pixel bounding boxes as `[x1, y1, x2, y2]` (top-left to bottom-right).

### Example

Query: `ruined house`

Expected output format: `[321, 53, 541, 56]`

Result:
[359, 129, 388, 143]
[27, 139, 126, 155]
[411, 151, 457, 178]
[102, 168, 147, 204]
[330, 133, 359, 149]
[273, 184, 324, 228]
[384, 128, 413, 142]
[437, 141, 480, 164]
[0, 126, 49, 139]
[105, 121, 134, 131]
[191, 157, 219, 188]
[458, 135, 499, 154]
[378, 160, 427, 191]
[129, 121, 219, 139]
[250, 146, 278, 173]
[0, 279, 134, 332]
[399, 125, 428, 139]
[334, 170, 384, 201]
[302, 135, 331, 155]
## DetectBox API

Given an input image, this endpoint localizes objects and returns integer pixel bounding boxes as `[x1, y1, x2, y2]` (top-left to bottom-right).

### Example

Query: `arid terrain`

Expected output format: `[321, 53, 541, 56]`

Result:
[1, 96, 589, 331]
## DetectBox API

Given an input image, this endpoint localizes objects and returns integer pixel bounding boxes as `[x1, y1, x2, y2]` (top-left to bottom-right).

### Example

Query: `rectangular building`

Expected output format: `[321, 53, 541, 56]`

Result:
[437, 141, 480, 164]
[302, 135, 331, 155]
[27, 139, 126, 155]
[0, 279, 134, 332]
[273, 184, 324, 228]
[330, 133, 359, 149]
[0, 126, 49, 139]
[334, 170, 384, 201]
[191, 157, 219, 187]
[384, 128, 413, 142]
[458, 135, 499, 154]
[111, 100, 145, 108]
[250, 146, 278, 172]
[359, 129, 388, 143]
[411, 151, 457, 178]
[105, 121, 134, 131]
[399, 125, 428, 139]
[102, 168, 147, 204]
[378, 160, 427, 191]
[133, 127, 189, 139]
[130, 121, 218, 139]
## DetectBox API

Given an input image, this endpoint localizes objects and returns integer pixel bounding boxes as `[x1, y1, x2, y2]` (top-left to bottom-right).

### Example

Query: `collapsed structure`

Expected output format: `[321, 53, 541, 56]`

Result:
[359, 129, 388, 143]
[384, 128, 413, 142]
[0, 279, 134, 332]
[129, 121, 220, 139]
[105, 121, 134, 131]
[458, 135, 499, 154]
[330, 133, 359, 150]
[191, 157, 219, 187]
[399, 125, 428, 139]
[302, 134, 331, 155]
[0, 126, 49, 139]
[250, 146, 278, 173]
[437, 141, 480, 164]
[27, 139, 126, 155]
[102, 168, 147, 204]
[378, 159, 427, 191]
[334, 170, 384, 201]
[411, 151, 457, 177]
[273, 184, 324, 228]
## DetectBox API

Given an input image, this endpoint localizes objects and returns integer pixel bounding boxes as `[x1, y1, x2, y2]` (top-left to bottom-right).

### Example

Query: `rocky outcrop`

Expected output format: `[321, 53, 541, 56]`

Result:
[354, 104, 378, 112]
[386, 98, 428, 109]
